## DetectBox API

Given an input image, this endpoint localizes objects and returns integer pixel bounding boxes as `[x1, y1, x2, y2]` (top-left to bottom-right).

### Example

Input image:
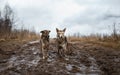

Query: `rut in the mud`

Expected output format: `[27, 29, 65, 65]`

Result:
[0, 41, 103, 75]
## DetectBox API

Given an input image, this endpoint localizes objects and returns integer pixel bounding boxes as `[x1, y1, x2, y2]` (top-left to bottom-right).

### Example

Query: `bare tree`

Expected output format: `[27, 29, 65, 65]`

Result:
[0, 4, 15, 39]
[111, 22, 119, 41]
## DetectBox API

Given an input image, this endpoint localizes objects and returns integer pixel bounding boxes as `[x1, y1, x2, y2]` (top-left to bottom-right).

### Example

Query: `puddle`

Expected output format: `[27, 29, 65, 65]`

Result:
[29, 40, 39, 44]
[66, 64, 73, 71]
[1, 46, 41, 73]
[75, 73, 84, 75]
[65, 55, 101, 74]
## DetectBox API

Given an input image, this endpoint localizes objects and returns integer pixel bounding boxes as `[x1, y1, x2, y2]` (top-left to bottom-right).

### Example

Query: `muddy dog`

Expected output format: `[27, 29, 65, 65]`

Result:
[56, 28, 68, 57]
[40, 30, 50, 59]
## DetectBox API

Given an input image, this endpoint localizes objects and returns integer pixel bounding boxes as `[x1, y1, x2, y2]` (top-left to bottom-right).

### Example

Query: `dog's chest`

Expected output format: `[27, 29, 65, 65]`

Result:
[57, 37, 67, 47]
[57, 37, 66, 44]
[40, 39, 49, 47]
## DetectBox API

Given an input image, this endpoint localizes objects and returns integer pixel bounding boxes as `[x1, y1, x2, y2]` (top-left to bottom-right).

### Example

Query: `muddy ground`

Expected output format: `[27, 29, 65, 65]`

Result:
[0, 40, 120, 75]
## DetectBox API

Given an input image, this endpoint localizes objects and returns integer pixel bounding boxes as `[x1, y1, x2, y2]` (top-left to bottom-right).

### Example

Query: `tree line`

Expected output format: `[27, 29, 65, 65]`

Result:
[0, 4, 39, 41]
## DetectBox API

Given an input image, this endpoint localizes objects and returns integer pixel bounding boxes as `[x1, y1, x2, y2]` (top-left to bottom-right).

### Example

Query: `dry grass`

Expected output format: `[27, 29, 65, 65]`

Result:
[0, 4, 40, 42]
[69, 34, 120, 49]
[0, 29, 40, 43]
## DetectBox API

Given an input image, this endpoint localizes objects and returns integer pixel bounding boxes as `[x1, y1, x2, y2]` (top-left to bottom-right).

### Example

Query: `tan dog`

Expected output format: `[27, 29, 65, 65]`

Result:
[40, 30, 50, 59]
[56, 28, 68, 57]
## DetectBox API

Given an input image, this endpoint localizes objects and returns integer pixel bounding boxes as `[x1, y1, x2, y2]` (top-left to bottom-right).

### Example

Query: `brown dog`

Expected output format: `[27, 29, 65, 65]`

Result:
[40, 30, 50, 59]
[56, 28, 68, 57]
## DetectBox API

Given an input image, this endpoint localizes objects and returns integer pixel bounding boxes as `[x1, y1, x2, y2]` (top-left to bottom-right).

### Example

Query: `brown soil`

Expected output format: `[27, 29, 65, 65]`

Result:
[0, 40, 120, 75]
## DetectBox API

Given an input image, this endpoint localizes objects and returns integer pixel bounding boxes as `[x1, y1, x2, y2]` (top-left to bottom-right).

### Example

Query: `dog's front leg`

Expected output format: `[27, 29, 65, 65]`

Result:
[62, 44, 67, 55]
[42, 47, 45, 59]
[41, 43, 46, 59]
[57, 46, 60, 56]
[43, 49, 48, 59]
[59, 48, 65, 57]
[57, 46, 62, 57]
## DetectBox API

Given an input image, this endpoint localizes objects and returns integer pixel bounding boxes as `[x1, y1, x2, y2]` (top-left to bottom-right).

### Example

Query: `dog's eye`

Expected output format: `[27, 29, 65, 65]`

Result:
[42, 31, 45, 33]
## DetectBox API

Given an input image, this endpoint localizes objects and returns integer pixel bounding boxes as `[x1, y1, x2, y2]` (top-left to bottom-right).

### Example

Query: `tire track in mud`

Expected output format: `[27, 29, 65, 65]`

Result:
[0, 41, 103, 75]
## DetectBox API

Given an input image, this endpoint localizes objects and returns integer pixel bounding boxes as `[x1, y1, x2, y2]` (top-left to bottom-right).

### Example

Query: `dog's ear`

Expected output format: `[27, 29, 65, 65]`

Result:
[40, 31, 44, 33]
[48, 30, 51, 33]
[63, 28, 66, 32]
[56, 28, 59, 32]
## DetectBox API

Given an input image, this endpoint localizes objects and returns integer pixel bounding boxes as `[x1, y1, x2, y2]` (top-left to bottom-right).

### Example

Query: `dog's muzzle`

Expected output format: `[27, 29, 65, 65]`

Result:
[46, 35, 49, 38]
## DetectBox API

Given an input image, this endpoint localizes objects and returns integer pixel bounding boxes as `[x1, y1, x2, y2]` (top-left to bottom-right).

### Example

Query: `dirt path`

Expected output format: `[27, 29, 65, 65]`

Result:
[0, 40, 120, 75]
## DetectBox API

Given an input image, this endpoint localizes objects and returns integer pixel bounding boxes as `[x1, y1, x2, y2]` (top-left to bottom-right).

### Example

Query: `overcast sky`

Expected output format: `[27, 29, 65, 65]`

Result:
[1, 0, 120, 37]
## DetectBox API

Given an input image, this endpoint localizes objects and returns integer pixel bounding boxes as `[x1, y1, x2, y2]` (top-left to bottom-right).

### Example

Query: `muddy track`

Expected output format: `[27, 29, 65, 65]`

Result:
[0, 41, 120, 75]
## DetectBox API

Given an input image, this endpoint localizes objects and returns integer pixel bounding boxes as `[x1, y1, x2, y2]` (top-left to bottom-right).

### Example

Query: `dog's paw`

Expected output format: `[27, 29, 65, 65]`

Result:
[43, 56, 45, 59]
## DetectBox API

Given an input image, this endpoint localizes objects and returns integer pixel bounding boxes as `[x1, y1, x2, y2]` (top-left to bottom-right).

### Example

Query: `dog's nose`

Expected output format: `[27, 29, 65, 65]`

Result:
[47, 35, 49, 38]
[59, 35, 62, 38]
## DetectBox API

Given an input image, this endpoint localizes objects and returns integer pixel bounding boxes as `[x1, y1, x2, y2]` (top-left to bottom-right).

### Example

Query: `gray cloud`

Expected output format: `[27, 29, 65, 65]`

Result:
[62, 0, 120, 35]
[2, 0, 120, 37]
[103, 14, 120, 20]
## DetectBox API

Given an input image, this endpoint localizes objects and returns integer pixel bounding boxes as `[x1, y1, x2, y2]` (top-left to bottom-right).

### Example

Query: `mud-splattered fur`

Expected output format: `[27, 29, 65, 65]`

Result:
[56, 28, 68, 57]
[40, 30, 50, 59]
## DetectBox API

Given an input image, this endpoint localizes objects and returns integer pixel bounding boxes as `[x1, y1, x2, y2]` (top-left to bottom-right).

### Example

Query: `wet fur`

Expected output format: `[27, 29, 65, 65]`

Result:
[56, 28, 68, 57]
[40, 30, 50, 59]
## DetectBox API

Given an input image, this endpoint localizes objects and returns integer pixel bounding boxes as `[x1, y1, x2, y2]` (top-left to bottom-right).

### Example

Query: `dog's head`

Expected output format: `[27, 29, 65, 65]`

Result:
[40, 30, 51, 38]
[56, 28, 66, 38]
